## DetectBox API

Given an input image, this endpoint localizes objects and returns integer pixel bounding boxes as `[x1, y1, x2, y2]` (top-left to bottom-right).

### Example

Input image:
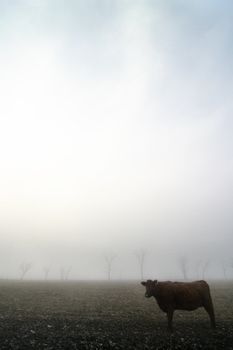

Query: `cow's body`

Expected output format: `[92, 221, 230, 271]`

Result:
[141, 280, 216, 331]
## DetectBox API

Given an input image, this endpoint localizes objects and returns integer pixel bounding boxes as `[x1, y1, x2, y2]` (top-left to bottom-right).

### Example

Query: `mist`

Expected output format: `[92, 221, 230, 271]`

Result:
[0, 0, 233, 281]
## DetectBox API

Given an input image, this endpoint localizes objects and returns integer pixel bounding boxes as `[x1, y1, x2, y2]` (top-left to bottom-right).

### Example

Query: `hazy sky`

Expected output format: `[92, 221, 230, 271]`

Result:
[0, 0, 233, 279]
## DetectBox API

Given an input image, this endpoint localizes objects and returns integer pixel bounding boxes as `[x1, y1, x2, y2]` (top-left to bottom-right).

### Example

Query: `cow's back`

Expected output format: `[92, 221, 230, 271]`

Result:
[172, 281, 209, 310]
[156, 280, 211, 311]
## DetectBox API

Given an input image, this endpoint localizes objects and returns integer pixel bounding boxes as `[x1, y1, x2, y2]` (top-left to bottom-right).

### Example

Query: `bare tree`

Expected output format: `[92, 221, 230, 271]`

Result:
[230, 259, 233, 279]
[202, 260, 210, 279]
[60, 267, 65, 281]
[178, 256, 188, 280]
[195, 260, 202, 279]
[19, 262, 32, 280]
[43, 266, 51, 281]
[65, 266, 72, 280]
[135, 249, 147, 280]
[221, 261, 228, 280]
[104, 253, 116, 281]
[60, 266, 72, 281]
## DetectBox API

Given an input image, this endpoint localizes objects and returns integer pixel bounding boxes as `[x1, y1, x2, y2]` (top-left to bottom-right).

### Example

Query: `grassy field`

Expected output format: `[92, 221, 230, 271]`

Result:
[0, 280, 232, 349]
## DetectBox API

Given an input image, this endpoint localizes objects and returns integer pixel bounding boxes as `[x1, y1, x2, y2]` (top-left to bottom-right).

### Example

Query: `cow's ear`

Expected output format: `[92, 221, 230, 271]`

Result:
[141, 281, 146, 286]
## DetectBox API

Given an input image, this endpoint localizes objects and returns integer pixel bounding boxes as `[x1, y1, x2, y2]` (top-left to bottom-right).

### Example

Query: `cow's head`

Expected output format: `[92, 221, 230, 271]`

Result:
[141, 279, 158, 298]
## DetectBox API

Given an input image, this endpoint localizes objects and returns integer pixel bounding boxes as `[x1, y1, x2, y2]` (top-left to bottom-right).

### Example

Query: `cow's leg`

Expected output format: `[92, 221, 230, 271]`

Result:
[203, 302, 216, 329]
[166, 309, 174, 332]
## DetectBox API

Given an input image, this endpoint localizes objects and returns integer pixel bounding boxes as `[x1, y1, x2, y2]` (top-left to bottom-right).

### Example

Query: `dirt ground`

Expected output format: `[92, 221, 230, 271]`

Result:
[0, 280, 232, 349]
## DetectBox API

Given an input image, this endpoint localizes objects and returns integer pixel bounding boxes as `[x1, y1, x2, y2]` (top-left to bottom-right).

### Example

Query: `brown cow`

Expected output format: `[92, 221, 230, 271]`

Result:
[141, 279, 216, 331]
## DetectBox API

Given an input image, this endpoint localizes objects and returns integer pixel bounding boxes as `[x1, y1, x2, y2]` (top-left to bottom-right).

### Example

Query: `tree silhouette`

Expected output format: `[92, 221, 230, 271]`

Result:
[135, 249, 147, 280]
[19, 262, 32, 280]
[104, 253, 116, 281]
[195, 260, 202, 279]
[178, 256, 188, 280]
[43, 266, 51, 281]
[221, 261, 227, 280]
[60, 266, 72, 281]
[202, 260, 210, 279]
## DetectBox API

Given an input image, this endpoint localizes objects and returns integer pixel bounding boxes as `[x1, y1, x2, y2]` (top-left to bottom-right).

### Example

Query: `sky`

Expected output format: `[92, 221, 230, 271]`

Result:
[0, 0, 233, 280]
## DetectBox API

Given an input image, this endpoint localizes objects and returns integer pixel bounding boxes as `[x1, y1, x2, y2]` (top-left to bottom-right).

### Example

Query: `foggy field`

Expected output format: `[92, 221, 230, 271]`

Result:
[0, 281, 232, 349]
[1, 1, 233, 348]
